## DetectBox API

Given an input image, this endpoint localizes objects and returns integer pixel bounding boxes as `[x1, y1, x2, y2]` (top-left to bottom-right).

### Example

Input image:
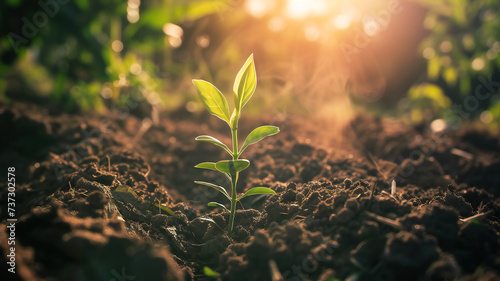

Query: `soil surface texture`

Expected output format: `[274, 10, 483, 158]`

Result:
[1, 102, 499, 281]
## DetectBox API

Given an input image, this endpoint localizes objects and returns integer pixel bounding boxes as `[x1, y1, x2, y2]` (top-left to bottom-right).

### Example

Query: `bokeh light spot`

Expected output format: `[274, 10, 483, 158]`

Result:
[471, 58, 485, 71]
[363, 18, 380, 37]
[245, 0, 274, 18]
[127, 0, 140, 23]
[130, 63, 142, 75]
[128, 0, 140, 9]
[163, 23, 183, 38]
[431, 119, 447, 133]
[101, 87, 112, 99]
[168, 36, 182, 48]
[480, 111, 493, 124]
[440, 56, 451, 67]
[186, 101, 198, 112]
[334, 14, 351, 29]
[127, 13, 139, 23]
[196, 35, 210, 48]
[440, 41, 453, 53]
[305, 24, 320, 41]
[462, 34, 475, 51]
[285, 0, 327, 19]
[268, 17, 285, 32]
[423, 47, 435, 59]
[111, 40, 123, 52]
[486, 49, 497, 60]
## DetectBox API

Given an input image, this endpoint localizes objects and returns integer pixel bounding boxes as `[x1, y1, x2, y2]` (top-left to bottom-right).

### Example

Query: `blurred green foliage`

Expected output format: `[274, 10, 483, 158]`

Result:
[415, 0, 500, 125]
[405, 83, 451, 123]
[0, 0, 229, 111]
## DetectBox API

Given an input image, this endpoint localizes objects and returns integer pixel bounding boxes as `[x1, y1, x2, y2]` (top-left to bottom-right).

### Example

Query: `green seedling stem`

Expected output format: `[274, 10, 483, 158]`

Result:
[192, 54, 279, 232]
[229, 127, 238, 232]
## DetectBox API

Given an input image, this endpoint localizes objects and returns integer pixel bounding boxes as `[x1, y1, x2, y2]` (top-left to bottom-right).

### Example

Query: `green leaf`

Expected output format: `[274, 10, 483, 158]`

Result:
[114, 185, 139, 199]
[193, 79, 230, 123]
[194, 181, 230, 200]
[208, 202, 229, 212]
[195, 135, 232, 155]
[215, 159, 250, 175]
[239, 126, 280, 154]
[237, 187, 276, 201]
[199, 217, 216, 224]
[154, 203, 175, 216]
[233, 54, 257, 111]
[195, 162, 232, 182]
[194, 162, 231, 180]
[203, 266, 220, 278]
[194, 162, 217, 171]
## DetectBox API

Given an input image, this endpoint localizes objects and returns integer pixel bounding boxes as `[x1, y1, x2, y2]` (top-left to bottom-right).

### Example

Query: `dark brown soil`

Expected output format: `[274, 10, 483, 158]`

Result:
[1, 102, 499, 281]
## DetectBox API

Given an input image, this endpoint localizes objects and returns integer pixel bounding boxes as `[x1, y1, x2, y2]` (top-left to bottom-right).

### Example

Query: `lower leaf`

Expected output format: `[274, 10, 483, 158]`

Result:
[195, 181, 231, 200]
[208, 202, 229, 212]
[237, 187, 276, 201]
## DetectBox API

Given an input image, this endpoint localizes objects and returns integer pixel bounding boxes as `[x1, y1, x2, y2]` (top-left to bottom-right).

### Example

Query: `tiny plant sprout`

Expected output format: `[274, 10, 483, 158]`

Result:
[391, 179, 396, 195]
[192, 54, 280, 232]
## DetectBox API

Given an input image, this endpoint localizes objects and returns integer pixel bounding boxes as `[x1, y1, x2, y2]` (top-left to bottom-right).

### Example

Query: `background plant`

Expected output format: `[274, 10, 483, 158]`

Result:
[410, 0, 500, 124]
[0, 0, 226, 111]
[192, 54, 279, 232]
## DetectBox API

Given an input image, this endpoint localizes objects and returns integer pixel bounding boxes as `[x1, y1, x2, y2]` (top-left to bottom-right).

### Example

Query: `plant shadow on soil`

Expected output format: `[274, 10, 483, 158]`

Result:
[1, 103, 500, 281]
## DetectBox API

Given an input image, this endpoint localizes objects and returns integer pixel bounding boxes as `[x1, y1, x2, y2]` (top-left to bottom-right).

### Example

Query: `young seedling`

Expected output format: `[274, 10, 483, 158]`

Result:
[192, 54, 279, 232]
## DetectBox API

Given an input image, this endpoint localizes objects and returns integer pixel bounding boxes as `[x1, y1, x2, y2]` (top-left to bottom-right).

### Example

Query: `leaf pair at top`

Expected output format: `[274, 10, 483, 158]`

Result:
[195, 159, 250, 179]
[195, 159, 249, 188]
[192, 54, 257, 127]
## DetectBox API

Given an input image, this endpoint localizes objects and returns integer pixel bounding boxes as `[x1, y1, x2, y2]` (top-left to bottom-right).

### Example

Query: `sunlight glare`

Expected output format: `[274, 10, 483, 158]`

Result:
[245, 0, 275, 18]
[334, 14, 351, 29]
[471, 58, 485, 71]
[480, 111, 493, 124]
[163, 23, 183, 48]
[268, 17, 285, 32]
[305, 24, 320, 41]
[363, 18, 380, 36]
[285, 0, 328, 20]
[111, 40, 123, 52]
[127, 0, 140, 23]
[423, 48, 435, 60]
[196, 35, 210, 48]
[163, 23, 183, 38]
